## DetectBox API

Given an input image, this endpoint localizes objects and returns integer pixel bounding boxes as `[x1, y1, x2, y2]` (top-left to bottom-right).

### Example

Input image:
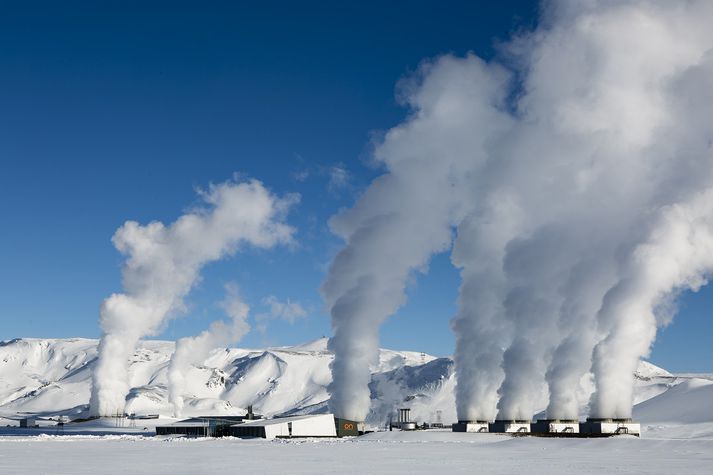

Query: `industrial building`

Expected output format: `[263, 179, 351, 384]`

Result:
[389, 408, 416, 431]
[156, 415, 253, 437]
[19, 418, 37, 428]
[231, 414, 338, 439]
[155, 406, 262, 437]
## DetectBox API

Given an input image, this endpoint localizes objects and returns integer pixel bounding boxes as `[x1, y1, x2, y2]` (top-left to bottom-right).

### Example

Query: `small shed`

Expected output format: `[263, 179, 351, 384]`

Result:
[231, 414, 337, 439]
[334, 418, 360, 437]
[19, 418, 36, 428]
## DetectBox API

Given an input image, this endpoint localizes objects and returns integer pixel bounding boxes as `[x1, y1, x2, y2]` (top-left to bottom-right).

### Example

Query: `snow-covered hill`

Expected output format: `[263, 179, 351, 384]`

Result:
[0, 337, 710, 428]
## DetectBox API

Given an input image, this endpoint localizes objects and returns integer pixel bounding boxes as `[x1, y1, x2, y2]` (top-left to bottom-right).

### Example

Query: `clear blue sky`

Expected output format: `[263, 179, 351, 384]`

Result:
[0, 0, 710, 372]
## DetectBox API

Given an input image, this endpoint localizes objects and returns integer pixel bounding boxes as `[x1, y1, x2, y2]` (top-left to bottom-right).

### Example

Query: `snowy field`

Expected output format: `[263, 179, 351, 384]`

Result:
[1, 429, 713, 474]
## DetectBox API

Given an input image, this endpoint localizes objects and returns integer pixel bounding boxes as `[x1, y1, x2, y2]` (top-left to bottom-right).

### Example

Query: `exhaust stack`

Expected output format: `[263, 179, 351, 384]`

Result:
[531, 419, 579, 434]
[581, 418, 640, 436]
[489, 420, 531, 434]
[452, 420, 489, 433]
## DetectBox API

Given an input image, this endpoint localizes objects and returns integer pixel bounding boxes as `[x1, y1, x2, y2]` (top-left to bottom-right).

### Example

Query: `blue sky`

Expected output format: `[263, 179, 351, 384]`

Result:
[1, 0, 711, 372]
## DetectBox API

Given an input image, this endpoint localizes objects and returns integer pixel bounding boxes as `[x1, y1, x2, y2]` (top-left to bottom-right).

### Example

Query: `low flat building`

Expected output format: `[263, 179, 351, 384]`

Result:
[155, 421, 210, 437]
[155, 414, 261, 437]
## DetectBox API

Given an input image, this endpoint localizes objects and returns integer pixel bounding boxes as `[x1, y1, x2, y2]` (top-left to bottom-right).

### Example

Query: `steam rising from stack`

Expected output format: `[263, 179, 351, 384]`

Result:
[167, 283, 250, 418]
[90, 178, 296, 417]
[325, 0, 713, 424]
[321, 56, 511, 421]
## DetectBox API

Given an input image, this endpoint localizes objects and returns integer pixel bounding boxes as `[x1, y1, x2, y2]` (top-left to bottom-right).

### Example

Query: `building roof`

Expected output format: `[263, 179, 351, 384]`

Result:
[183, 416, 251, 423]
[231, 413, 333, 428]
[156, 421, 209, 428]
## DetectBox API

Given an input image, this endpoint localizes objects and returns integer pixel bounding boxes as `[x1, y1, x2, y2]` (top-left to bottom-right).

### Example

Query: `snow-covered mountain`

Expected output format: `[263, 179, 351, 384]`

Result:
[0, 337, 710, 427]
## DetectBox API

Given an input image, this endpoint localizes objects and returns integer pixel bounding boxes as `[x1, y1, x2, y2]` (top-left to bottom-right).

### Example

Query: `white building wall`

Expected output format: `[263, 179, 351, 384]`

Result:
[264, 423, 288, 439]
[291, 414, 337, 437]
[250, 414, 338, 439]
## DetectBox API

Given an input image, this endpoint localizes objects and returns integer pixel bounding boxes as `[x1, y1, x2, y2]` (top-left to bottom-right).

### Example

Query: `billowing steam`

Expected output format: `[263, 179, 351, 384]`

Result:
[167, 283, 250, 418]
[325, 0, 713, 423]
[590, 190, 713, 418]
[321, 56, 511, 421]
[90, 178, 296, 417]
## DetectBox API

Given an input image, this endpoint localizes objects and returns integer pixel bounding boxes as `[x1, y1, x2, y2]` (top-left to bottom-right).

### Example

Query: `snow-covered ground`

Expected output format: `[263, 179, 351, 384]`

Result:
[1, 430, 712, 474]
[1, 337, 713, 473]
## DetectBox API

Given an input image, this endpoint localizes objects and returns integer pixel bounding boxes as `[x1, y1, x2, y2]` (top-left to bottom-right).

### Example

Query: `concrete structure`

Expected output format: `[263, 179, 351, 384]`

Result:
[489, 420, 531, 433]
[452, 420, 489, 433]
[231, 414, 338, 439]
[531, 419, 579, 434]
[581, 418, 641, 436]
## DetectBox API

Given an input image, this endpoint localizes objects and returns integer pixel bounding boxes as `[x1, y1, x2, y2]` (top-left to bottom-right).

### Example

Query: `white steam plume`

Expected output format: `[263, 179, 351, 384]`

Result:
[326, 0, 713, 423]
[168, 283, 250, 418]
[90, 178, 296, 417]
[322, 55, 512, 421]
[476, 0, 713, 422]
[590, 190, 713, 418]
[460, 0, 713, 422]
[451, 194, 522, 422]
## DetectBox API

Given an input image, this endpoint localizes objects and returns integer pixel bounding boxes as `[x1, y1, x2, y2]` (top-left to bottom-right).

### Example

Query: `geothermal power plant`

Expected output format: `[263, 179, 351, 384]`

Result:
[15, 0, 707, 444]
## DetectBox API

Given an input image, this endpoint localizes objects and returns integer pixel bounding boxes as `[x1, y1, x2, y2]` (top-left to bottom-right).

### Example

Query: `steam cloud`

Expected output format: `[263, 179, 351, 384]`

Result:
[322, 56, 511, 421]
[90, 178, 296, 417]
[325, 0, 713, 423]
[167, 283, 250, 418]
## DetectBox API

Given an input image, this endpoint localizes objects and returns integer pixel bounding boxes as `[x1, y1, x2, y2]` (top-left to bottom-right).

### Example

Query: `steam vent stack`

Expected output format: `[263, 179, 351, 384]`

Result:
[452, 420, 489, 433]
[391, 408, 417, 431]
[581, 418, 640, 436]
[531, 419, 579, 434]
[489, 420, 531, 433]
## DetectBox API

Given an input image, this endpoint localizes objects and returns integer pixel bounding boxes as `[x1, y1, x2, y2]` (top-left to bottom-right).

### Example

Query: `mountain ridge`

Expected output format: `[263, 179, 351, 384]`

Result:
[0, 337, 710, 427]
